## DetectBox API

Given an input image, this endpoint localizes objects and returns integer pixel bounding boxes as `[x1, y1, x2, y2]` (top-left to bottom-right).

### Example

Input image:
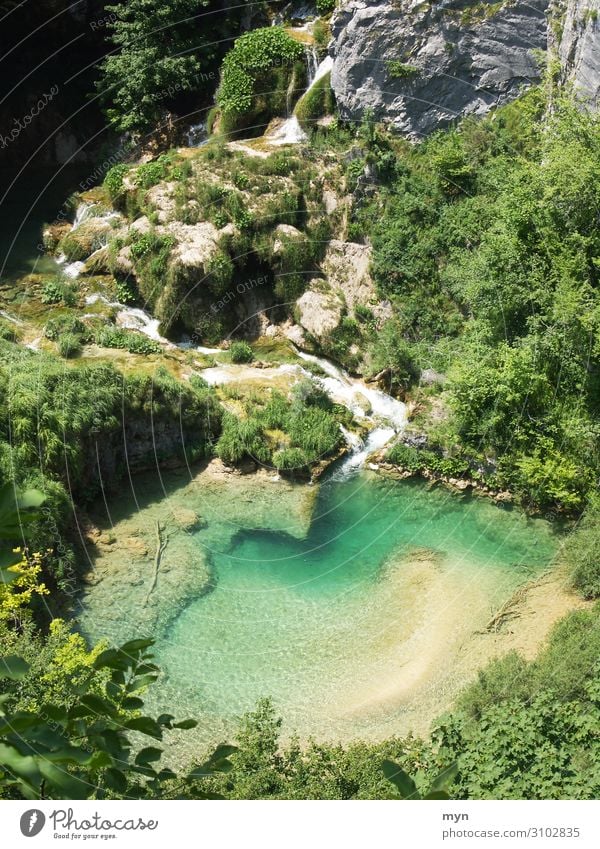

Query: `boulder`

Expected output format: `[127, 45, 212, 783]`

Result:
[330, 0, 550, 138]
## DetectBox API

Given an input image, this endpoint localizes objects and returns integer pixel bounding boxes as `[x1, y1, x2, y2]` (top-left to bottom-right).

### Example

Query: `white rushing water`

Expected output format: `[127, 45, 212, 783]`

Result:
[85, 294, 224, 354]
[186, 121, 208, 148]
[199, 350, 406, 476]
[296, 351, 407, 476]
[56, 254, 86, 279]
[310, 54, 333, 87]
[85, 294, 171, 345]
[267, 116, 308, 145]
[264, 32, 332, 148]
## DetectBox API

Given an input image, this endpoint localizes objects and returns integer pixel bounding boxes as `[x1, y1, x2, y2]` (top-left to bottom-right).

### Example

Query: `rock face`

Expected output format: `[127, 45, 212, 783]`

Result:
[552, 0, 600, 109]
[330, 0, 550, 138]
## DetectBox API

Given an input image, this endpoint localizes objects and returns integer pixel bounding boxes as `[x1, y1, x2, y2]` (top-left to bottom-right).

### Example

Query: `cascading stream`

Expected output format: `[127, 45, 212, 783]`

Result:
[266, 25, 332, 146]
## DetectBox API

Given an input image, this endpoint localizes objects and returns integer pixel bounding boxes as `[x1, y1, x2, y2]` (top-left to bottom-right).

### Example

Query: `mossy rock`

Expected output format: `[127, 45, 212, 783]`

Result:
[58, 219, 114, 262]
[295, 72, 335, 131]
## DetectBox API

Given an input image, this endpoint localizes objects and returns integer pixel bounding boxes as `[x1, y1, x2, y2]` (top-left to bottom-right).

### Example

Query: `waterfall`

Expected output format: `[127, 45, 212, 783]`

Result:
[72, 202, 95, 229]
[305, 44, 319, 86]
[265, 26, 333, 147]
[186, 121, 207, 148]
[84, 294, 222, 354]
[296, 351, 407, 478]
[198, 349, 406, 476]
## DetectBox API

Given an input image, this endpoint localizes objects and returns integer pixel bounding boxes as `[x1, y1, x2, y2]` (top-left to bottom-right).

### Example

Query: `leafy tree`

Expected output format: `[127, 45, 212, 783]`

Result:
[97, 0, 219, 133]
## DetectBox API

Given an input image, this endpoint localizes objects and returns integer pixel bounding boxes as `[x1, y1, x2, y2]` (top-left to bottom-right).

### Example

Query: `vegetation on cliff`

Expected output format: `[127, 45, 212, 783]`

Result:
[359, 91, 600, 513]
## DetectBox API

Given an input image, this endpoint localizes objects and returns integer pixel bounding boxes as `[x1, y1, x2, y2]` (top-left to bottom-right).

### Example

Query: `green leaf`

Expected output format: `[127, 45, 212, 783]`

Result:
[382, 760, 420, 799]
[209, 744, 238, 761]
[38, 760, 90, 799]
[126, 673, 158, 693]
[104, 767, 127, 794]
[94, 649, 130, 671]
[122, 696, 144, 711]
[0, 743, 41, 787]
[120, 638, 155, 654]
[124, 717, 162, 739]
[430, 762, 458, 793]
[0, 656, 30, 681]
[135, 746, 163, 766]
[74, 694, 117, 718]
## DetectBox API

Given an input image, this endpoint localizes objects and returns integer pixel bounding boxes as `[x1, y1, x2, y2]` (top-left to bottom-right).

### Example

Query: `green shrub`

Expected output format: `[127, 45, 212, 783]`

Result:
[565, 501, 600, 599]
[216, 414, 270, 465]
[94, 325, 161, 355]
[287, 406, 340, 459]
[272, 447, 309, 471]
[354, 304, 374, 323]
[313, 18, 331, 52]
[316, 0, 335, 13]
[216, 27, 304, 134]
[104, 164, 130, 201]
[387, 442, 426, 472]
[386, 60, 419, 79]
[230, 341, 254, 363]
[57, 332, 82, 359]
[134, 157, 169, 189]
[0, 319, 20, 342]
[40, 278, 77, 306]
[44, 315, 89, 342]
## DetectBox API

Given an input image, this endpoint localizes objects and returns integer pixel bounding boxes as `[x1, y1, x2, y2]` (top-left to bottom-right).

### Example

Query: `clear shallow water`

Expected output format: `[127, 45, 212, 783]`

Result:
[129, 470, 558, 744]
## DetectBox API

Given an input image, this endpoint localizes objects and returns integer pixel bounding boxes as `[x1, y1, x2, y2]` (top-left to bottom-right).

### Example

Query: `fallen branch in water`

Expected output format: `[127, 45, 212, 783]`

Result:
[482, 573, 551, 633]
[144, 520, 167, 606]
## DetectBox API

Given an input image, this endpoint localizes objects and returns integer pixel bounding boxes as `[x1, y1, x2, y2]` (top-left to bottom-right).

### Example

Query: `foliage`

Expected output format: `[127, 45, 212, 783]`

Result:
[0, 548, 49, 626]
[103, 164, 130, 202]
[564, 499, 600, 598]
[386, 442, 470, 479]
[369, 90, 600, 511]
[93, 325, 161, 356]
[0, 639, 235, 799]
[383, 760, 457, 800]
[57, 332, 82, 359]
[230, 341, 254, 364]
[217, 27, 304, 135]
[316, 0, 335, 14]
[295, 72, 335, 130]
[0, 343, 222, 591]
[40, 278, 77, 307]
[367, 318, 418, 388]
[44, 315, 89, 343]
[0, 320, 20, 342]
[97, 0, 231, 133]
[386, 61, 419, 79]
[216, 384, 341, 470]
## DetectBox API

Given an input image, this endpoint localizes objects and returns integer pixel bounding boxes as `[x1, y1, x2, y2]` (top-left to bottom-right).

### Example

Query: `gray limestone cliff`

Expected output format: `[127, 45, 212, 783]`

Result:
[551, 0, 600, 109]
[330, 0, 550, 138]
